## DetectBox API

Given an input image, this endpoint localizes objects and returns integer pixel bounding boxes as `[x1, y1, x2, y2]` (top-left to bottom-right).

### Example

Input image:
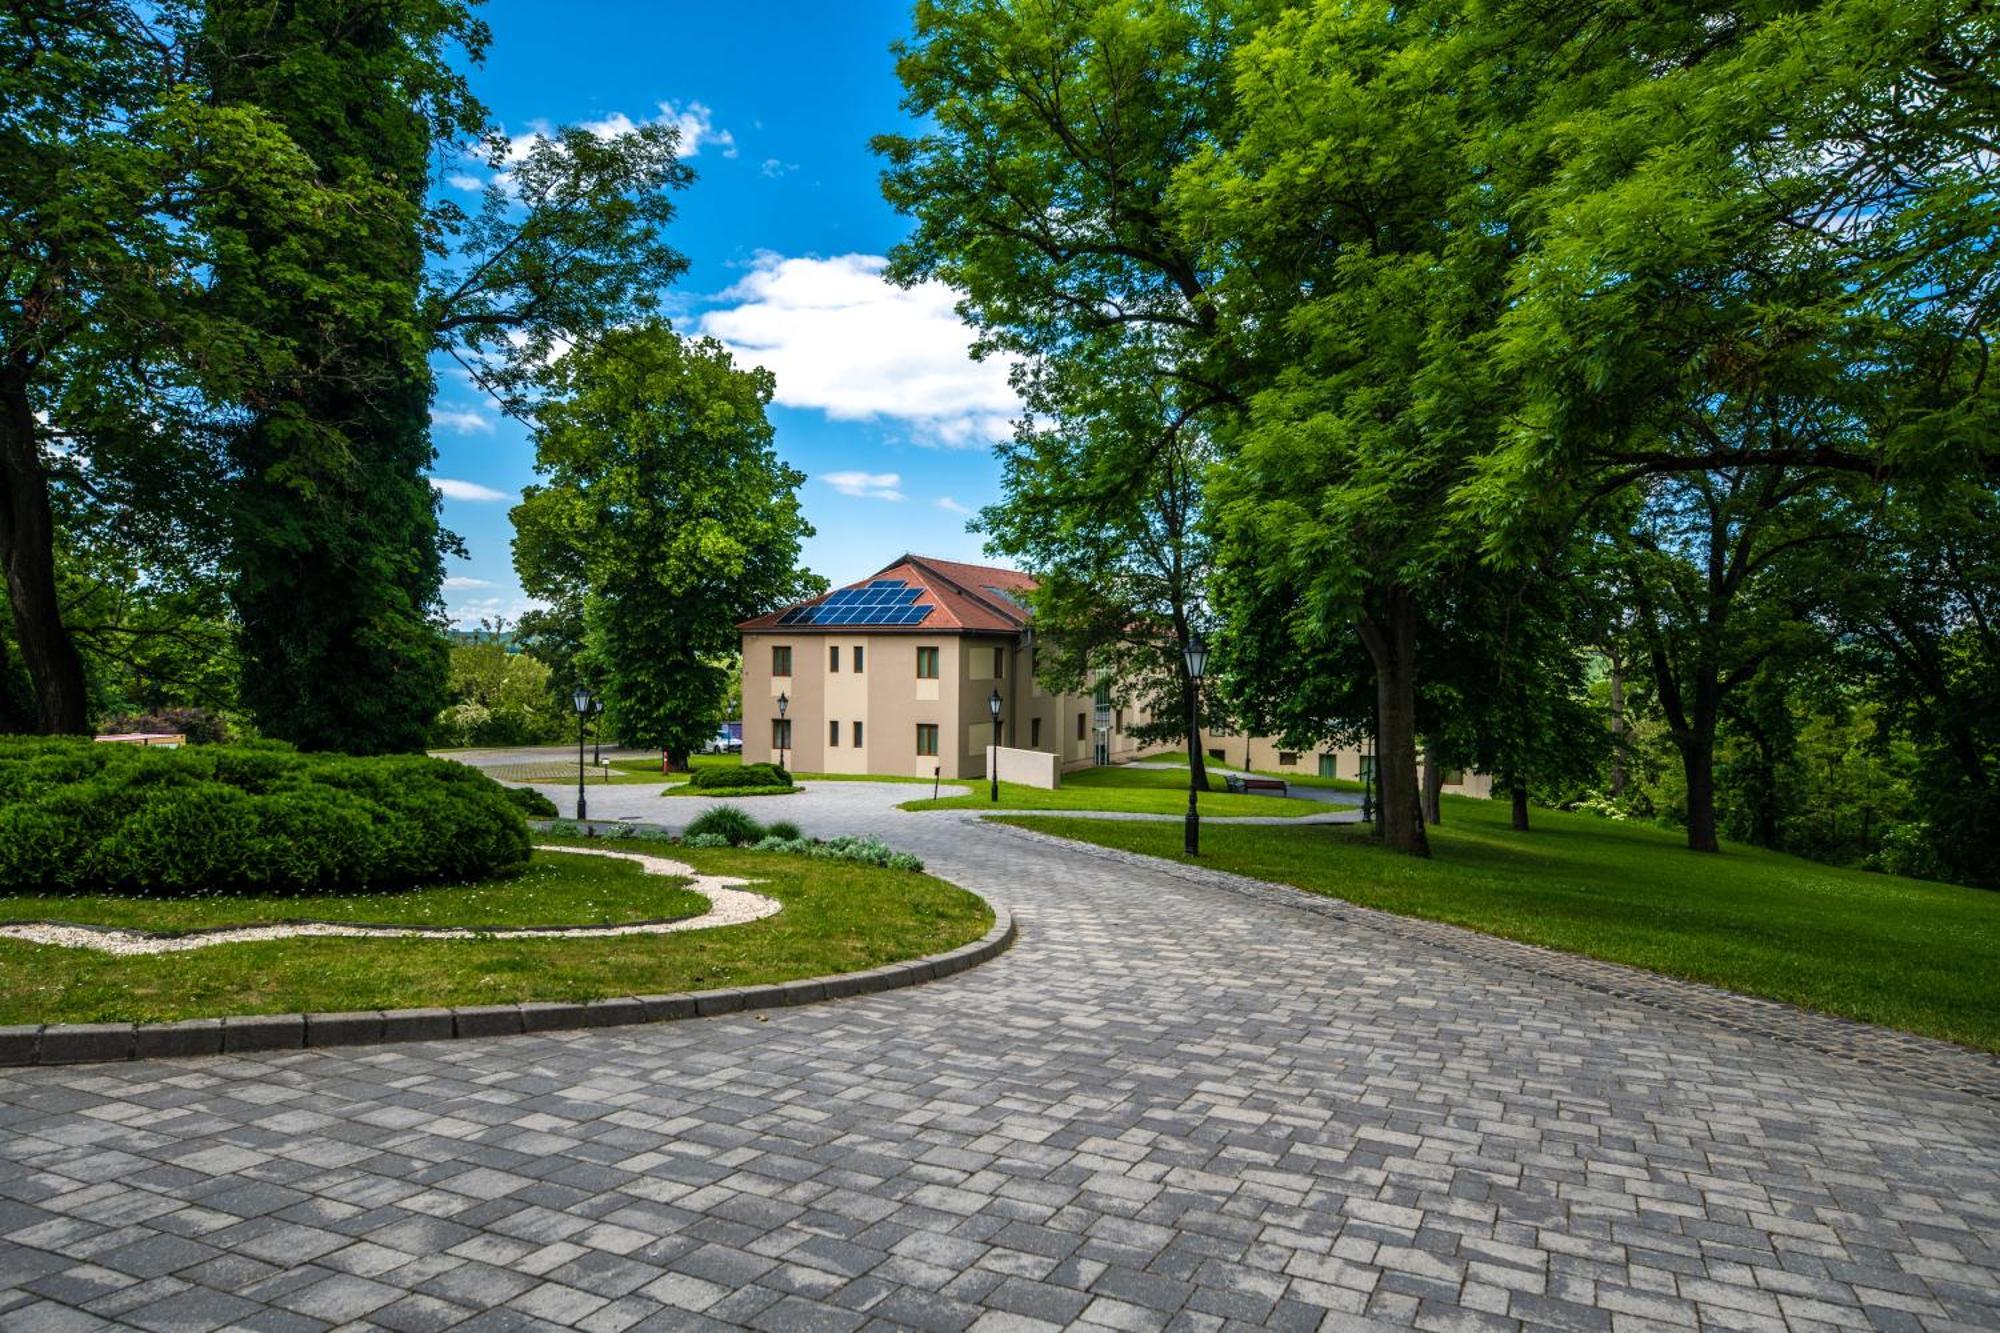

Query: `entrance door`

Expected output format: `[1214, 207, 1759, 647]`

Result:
[1318, 754, 1335, 779]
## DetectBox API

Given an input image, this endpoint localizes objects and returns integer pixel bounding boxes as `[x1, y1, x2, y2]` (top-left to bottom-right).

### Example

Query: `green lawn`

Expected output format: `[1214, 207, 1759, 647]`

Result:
[998, 798, 2000, 1051]
[1142, 748, 1366, 792]
[900, 763, 1323, 817]
[0, 849, 707, 933]
[0, 838, 992, 1025]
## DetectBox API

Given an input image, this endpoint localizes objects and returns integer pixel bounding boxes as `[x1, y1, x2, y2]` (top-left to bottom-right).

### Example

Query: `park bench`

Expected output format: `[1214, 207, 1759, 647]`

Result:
[1224, 774, 1287, 796]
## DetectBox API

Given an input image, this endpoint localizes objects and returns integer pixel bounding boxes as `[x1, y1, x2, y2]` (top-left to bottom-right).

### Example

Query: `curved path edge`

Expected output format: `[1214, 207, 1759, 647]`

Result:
[0, 896, 1016, 1069]
[992, 819, 2000, 1105]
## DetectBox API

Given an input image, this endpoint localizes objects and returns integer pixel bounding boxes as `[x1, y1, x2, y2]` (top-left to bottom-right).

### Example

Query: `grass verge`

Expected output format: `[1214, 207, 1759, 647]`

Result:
[901, 764, 1325, 817]
[996, 798, 2000, 1051]
[0, 837, 991, 1025]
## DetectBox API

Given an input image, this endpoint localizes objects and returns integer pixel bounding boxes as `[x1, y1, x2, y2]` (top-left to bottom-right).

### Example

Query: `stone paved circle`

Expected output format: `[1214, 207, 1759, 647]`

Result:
[0, 779, 1995, 1332]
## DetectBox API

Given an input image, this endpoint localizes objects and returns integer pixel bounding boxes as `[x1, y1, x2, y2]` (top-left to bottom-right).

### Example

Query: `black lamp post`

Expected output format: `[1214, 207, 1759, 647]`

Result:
[1183, 634, 1209, 856]
[571, 685, 594, 823]
[776, 691, 789, 772]
[988, 688, 1003, 802]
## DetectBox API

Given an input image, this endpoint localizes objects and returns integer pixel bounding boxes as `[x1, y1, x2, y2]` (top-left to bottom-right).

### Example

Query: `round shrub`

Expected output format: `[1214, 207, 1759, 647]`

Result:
[503, 786, 559, 818]
[0, 738, 529, 897]
[682, 805, 764, 846]
[762, 819, 803, 842]
[689, 762, 793, 791]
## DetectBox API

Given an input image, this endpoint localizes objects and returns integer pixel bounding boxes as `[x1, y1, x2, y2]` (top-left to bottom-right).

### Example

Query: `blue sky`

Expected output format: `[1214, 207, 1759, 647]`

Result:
[428, 0, 1015, 628]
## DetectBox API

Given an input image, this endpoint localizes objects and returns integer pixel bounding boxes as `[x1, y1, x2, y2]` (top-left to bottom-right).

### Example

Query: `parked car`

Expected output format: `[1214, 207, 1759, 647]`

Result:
[703, 725, 743, 755]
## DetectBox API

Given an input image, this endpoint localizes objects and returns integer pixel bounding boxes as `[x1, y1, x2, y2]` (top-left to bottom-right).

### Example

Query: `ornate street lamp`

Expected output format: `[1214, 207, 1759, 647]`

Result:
[571, 685, 594, 824]
[1183, 634, 1209, 856]
[988, 688, 1003, 802]
[776, 691, 789, 772]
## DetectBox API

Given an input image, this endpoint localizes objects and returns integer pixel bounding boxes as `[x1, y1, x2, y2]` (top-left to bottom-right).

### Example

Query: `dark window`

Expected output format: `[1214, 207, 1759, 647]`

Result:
[772, 719, 791, 750]
[772, 645, 792, 676]
[1030, 717, 1042, 748]
[916, 646, 940, 679]
[916, 723, 939, 756]
[829, 645, 840, 672]
[1207, 748, 1226, 762]
[994, 647, 1005, 677]
[829, 720, 840, 746]
[853, 721, 864, 747]
[1076, 712, 1086, 741]
[853, 645, 865, 672]
[1278, 752, 1299, 766]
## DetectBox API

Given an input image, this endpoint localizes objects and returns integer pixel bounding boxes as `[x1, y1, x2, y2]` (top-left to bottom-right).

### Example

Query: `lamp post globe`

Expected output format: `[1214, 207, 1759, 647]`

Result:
[988, 688, 1003, 803]
[776, 692, 789, 772]
[1183, 634, 1208, 856]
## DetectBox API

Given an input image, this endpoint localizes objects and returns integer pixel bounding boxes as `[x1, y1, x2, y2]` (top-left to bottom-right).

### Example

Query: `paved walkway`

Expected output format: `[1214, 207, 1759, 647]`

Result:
[2, 784, 1997, 1332]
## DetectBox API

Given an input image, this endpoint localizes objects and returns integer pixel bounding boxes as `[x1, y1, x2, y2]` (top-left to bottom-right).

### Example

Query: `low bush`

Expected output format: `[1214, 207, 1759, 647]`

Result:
[690, 762, 792, 791]
[503, 786, 559, 818]
[682, 805, 765, 846]
[763, 819, 803, 842]
[0, 737, 529, 897]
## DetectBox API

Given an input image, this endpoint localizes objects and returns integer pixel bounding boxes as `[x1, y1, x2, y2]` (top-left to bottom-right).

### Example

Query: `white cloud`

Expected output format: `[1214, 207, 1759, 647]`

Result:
[822, 471, 905, 501]
[761, 158, 797, 178]
[463, 99, 738, 196]
[443, 576, 496, 590]
[447, 594, 548, 630]
[936, 496, 972, 515]
[430, 406, 495, 435]
[697, 253, 1021, 448]
[446, 172, 485, 192]
[431, 477, 511, 503]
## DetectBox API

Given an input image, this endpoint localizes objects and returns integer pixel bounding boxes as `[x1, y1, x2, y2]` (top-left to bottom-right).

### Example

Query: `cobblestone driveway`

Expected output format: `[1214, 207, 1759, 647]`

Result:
[2, 783, 1996, 1332]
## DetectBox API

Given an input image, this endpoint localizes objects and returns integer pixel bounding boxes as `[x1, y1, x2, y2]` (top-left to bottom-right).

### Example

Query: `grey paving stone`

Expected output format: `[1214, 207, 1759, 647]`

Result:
[0, 783, 1995, 1333]
[0, 1025, 42, 1065]
[220, 1014, 303, 1053]
[379, 1007, 455, 1043]
[132, 1020, 223, 1061]
[303, 1012, 382, 1048]
[453, 1005, 524, 1038]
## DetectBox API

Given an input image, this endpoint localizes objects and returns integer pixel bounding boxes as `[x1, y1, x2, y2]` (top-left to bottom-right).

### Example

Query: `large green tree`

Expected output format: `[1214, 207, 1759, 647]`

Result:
[512, 324, 818, 765]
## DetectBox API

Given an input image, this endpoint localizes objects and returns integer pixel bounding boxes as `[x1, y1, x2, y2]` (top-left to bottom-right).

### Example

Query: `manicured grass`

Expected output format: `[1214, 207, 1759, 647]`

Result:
[999, 797, 2000, 1051]
[0, 837, 992, 1025]
[1142, 748, 1366, 792]
[900, 764, 1321, 817]
[662, 783, 802, 797]
[490, 760, 667, 786]
[0, 849, 706, 933]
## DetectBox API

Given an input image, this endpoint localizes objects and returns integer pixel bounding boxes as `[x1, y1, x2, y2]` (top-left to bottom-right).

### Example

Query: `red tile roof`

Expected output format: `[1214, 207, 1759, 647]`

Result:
[738, 554, 1036, 634]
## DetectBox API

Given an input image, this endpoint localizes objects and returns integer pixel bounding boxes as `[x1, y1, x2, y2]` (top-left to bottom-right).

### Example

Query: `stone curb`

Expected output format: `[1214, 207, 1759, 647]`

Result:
[0, 903, 1015, 1069]
[990, 821, 2000, 1107]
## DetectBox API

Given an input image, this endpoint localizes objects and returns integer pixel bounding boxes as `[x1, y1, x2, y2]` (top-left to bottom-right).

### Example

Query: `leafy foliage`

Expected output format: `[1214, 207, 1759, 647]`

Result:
[0, 738, 528, 896]
[689, 762, 793, 791]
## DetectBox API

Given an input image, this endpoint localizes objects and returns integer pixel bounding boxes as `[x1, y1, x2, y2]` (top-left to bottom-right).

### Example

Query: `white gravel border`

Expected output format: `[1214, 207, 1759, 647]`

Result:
[0, 845, 781, 957]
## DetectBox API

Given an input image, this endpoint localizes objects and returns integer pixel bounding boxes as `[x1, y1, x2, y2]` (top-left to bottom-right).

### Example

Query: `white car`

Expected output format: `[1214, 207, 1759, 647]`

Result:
[702, 728, 743, 755]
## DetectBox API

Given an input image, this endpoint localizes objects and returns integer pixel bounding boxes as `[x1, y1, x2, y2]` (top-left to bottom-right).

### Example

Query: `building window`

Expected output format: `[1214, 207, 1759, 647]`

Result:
[1030, 717, 1041, 748]
[829, 720, 840, 747]
[1076, 712, 1086, 741]
[1208, 748, 1226, 762]
[916, 646, 940, 679]
[829, 645, 840, 672]
[772, 645, 792, 676]
[916, 723, 939, 756]
[853, 645, 865, 673]
[1319, 754, 1337, 779]
[772, 719, 791, 751]
[852, 721, 864, 747]
[1114, 709, 1123, 731]
[994, 646, 1005, 677]
[1278, 752, 1299, 766]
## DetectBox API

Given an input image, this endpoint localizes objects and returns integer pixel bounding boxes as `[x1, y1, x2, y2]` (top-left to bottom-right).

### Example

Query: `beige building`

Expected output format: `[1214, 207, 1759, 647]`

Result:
[738, 555, 1155, 780]
[739, 553, 1490, 798]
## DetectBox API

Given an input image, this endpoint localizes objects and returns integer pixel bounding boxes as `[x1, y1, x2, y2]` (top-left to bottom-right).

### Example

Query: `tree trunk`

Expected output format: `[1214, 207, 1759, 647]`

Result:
[1608, 655, 1628, 799]
[1510, 780, 1529, 831]
[664, 748, 690, 773]
[1678, 719, 1720, 853]
[1356, 585, 1430, 857]
[0, 370, 89, 734]
[1421, 746, 1444, 825]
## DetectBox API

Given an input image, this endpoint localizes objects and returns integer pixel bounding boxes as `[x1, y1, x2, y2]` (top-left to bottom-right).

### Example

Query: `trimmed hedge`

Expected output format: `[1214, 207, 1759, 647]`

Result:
[503, 785, 559, 818]
[0, 738, 530, 897]
[689, 762, 792, 791]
